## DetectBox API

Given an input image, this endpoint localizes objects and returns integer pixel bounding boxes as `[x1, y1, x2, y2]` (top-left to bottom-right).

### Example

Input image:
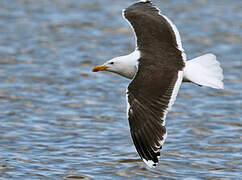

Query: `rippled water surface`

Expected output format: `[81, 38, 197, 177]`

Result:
[0, 0, 241, 179]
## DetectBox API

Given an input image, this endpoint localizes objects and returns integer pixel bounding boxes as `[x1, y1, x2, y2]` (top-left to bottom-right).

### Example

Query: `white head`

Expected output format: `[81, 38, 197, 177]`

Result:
[92, 51, 140, 79]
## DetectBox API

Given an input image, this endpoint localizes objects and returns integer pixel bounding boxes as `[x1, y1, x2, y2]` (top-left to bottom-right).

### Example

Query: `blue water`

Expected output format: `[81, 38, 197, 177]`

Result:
[0, 0, 241, 179]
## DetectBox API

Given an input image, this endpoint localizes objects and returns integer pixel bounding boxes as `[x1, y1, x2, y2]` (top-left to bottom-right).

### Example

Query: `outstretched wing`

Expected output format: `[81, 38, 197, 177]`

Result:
[124, 1, 186, 167]
[123, 0, 185, 56]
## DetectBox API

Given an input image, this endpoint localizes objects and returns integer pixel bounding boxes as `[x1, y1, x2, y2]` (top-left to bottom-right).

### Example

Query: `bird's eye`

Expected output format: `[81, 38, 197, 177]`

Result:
[110, 62, 114, 65]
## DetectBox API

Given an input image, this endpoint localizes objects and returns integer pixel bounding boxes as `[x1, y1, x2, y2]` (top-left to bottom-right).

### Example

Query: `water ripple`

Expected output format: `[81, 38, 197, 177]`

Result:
[0, 0, 241, 179]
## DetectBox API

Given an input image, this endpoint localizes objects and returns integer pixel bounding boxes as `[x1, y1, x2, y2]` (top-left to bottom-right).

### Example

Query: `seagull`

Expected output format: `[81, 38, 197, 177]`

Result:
[92, 0, 224, 167]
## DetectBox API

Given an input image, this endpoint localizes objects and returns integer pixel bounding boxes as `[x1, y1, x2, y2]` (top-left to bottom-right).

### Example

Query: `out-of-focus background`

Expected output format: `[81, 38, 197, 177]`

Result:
[0, 0, 241, 179]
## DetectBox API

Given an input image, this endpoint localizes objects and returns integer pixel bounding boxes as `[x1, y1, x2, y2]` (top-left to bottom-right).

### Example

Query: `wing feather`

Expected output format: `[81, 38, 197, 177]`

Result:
[124, 1, 185, 167]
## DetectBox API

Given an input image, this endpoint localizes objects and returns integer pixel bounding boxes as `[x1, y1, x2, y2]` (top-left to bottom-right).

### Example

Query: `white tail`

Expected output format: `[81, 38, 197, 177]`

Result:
[183, 54, 224, 89]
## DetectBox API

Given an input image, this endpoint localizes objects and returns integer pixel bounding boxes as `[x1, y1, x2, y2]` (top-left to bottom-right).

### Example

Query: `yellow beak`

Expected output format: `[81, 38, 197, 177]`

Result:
[92, 65, 107, 72]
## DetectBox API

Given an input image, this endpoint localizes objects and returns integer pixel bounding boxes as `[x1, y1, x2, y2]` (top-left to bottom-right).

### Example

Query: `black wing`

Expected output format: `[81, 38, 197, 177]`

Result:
[123, 0, 184, 54]
[124, 1, 185, 167]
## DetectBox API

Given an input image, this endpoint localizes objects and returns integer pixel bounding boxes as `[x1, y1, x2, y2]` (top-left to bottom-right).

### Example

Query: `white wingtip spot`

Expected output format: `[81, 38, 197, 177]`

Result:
[139, 0, 151, 2]
[143, 159, 158, 168]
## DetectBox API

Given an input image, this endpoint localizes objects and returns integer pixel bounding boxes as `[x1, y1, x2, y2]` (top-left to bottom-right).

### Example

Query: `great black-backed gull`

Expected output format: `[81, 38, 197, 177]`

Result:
[92, 0, 224, 168]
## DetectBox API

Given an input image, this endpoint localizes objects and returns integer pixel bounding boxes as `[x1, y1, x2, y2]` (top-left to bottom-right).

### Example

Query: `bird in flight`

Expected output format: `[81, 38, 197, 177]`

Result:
[92, 0, 224, 167]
